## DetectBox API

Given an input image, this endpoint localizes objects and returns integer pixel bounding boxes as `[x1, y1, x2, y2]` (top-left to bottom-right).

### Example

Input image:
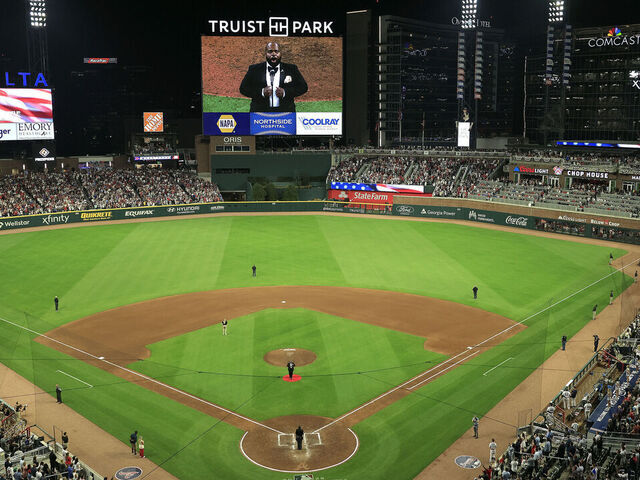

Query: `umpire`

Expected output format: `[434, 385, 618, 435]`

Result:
[287, 360, 295, 380]
[295, 426, 304, 450]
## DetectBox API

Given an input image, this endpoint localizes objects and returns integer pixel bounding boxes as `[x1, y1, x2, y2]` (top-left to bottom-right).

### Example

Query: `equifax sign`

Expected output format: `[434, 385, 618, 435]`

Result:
[208, 17, 334, 36]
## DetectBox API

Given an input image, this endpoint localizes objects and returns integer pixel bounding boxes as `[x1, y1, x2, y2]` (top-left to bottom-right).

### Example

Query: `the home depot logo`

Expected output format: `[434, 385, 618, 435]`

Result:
[143, 112, 164, 132]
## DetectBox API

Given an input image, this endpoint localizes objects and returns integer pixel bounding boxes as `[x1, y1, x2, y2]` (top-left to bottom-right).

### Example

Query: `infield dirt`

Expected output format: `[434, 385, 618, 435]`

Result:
[1, 212, 638, 478]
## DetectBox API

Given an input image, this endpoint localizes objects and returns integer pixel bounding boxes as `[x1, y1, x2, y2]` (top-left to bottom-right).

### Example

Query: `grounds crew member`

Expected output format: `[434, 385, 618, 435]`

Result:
[54, 296, 59, 311]
[295, 425, 304, 450]
[287, 360, 295, 380]
[473, 286, 478, 300]
[56, 384, 62, 404]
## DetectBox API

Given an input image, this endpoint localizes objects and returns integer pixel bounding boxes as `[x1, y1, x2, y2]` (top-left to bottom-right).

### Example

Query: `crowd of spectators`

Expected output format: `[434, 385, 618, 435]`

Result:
[0, 168, 224, 217]
[326, 155, 501, 199]
[2, 400, 97, 479]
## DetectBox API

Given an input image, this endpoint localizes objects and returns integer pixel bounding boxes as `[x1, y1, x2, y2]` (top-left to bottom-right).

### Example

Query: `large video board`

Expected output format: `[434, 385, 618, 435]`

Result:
[0, 88, 54, 140]
[202, 36, 342, 136]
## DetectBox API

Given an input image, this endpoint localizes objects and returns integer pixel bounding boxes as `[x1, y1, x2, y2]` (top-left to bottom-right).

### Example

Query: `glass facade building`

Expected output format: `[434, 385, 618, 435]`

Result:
[525, 23, 640, 145]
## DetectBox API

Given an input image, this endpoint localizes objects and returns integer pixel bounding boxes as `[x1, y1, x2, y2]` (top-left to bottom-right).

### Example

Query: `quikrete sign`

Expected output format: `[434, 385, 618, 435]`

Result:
[565, 170, 609, 179]
[208, 18, 334, 36]
[3, 72, 48, 87]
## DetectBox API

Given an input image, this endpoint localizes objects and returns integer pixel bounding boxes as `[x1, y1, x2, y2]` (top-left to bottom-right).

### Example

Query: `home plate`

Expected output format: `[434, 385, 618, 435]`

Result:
[98, 356, 105, 360]
[281, 301, 286, 303]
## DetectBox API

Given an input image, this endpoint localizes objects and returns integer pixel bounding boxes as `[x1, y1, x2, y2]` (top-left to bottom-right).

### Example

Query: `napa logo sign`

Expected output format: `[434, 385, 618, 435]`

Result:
[587, 27, 640, 48]
[203, 113, 250, 136]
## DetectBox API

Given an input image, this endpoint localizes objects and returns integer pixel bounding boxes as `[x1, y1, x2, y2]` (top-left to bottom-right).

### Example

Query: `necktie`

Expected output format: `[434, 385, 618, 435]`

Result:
[268, 67, 277, 107]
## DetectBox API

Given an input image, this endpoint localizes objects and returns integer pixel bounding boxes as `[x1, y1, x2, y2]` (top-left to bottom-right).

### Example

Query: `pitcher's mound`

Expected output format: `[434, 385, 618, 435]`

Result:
[264, 348, 317, 367]
[240, 415, 359, 473]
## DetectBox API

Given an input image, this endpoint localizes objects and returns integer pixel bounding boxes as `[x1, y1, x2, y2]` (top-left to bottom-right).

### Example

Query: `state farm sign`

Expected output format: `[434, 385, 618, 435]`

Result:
[349, 191, 393, 204]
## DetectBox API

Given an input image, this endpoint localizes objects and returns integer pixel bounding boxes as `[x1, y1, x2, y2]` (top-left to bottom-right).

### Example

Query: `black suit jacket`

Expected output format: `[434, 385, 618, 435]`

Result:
[239, 62, 308, 112]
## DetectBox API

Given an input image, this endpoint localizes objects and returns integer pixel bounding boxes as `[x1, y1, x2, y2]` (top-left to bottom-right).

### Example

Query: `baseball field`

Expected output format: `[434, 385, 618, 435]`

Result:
[0, 213, 632, 479]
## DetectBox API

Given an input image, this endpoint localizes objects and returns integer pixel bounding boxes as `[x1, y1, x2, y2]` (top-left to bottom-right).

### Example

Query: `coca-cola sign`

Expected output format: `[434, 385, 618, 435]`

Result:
[505, 216, 529, 227]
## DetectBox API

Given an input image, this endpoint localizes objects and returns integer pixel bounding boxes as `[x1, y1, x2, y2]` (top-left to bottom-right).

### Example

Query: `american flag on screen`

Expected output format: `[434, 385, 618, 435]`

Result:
[0, 89, 53, 123]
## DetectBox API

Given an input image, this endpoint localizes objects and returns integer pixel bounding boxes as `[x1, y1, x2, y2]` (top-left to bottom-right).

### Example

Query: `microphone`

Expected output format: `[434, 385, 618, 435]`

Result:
[268, 67, 277, 107]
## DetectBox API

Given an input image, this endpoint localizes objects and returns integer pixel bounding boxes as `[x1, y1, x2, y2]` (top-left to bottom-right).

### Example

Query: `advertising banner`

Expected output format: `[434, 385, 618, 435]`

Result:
[296, 112, 342, 135]
[330, 182, 425, 194]
[457, 122, 471, 147]
[250, 112, 296, 135]
[143, 112, 164, 132]
[203, 113, 251, 136]
[16, 122, 55, 139]
[0, 88, 53, 123]
[0, 124, 17, 141]
[466, 208, 531, 228]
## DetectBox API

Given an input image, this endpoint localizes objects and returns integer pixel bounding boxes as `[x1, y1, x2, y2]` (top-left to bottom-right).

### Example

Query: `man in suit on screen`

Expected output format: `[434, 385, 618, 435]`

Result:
[239, 42, 308, 112]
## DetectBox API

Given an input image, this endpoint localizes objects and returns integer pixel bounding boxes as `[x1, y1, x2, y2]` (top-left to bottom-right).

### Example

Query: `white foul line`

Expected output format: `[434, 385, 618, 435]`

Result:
[313, 349, 475, 434]
[0, 315, 284, 435]
[315, 256, 640, 433]
[409, 351, 479, 390]
[482, 357, 514, 377]
[56, 370, 93, 388]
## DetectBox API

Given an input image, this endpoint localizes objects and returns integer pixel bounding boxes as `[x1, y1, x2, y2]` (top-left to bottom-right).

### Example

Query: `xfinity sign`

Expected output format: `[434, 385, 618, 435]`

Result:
[208, 18, 334, 36]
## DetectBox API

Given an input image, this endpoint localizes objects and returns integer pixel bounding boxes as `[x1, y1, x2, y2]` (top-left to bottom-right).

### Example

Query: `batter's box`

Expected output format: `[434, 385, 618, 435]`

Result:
[304, 432, 322, 447]
[277, 433, 295, 447]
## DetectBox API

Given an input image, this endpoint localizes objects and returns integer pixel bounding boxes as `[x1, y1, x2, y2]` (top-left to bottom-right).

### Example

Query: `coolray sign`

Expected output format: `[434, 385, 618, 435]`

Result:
[41, 214, 69, 225]
[207, 18, 334, 36]
[16, 122, 54, 139]
[80, 211, 113, 221]
[250, 112, 295, 135]
[587, 30, 640, 48]
[514, 165, 549, 174]
[0, 219, 30, 229]
[296, 112, 342, 135]
[0, 124, 17, 141]
[124, 210, 154, 217]
[505, 216, 529, 227]
[565, 170, 609, 179]
[2, 72, 48, 87]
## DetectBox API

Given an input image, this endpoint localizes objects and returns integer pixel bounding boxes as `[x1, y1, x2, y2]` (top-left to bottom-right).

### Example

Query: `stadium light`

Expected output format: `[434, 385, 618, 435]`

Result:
[461, 0, 478, 29]
[548, 0, 564, 23]
[29, 0, 47, 28]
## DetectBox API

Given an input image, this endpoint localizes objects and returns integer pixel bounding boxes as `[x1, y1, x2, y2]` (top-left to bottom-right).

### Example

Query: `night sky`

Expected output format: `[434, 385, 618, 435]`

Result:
[2, 0, 640, 153]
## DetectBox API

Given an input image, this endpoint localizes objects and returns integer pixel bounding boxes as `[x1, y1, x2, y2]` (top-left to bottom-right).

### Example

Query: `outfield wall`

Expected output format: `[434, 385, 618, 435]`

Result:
[1, 198, 640, 244]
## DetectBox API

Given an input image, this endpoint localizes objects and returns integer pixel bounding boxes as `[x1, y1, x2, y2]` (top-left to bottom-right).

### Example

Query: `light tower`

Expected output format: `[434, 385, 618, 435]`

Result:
[26, 0, 49, 76]
[457, 0, 482, 148]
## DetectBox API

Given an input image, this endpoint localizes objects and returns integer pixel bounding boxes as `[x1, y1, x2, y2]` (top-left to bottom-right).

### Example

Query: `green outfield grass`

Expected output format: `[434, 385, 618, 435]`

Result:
[0, 214, 632, 479]
[203, 94, 342, 113]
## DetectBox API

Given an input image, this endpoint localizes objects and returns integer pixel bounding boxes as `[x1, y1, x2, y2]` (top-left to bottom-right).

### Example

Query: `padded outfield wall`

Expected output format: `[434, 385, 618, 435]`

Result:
[1, 197, 640, 245]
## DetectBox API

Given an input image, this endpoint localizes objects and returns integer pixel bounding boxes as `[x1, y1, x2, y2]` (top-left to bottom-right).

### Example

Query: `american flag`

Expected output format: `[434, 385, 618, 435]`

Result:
[0, 89, 53, 123]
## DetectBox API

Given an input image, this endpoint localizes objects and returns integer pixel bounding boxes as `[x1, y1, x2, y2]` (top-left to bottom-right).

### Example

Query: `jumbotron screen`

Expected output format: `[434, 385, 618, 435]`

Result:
[202, 36, 342, 136]
[0, 88, 55, 141]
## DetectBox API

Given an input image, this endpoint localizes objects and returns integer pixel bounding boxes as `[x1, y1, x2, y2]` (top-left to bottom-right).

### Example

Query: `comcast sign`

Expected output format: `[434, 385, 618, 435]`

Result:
[587, 27, 640, 48]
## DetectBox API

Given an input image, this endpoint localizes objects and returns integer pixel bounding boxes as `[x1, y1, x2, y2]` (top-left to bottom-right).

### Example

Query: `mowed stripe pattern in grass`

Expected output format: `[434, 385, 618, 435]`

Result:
[0, 214, 631, 479]
[130, 309, 447, 419]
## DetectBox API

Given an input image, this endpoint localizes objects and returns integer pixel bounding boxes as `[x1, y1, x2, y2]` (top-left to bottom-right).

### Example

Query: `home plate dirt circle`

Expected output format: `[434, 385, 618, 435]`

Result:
[240, 415, 359, 473]
[263, 348, 317, 367]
